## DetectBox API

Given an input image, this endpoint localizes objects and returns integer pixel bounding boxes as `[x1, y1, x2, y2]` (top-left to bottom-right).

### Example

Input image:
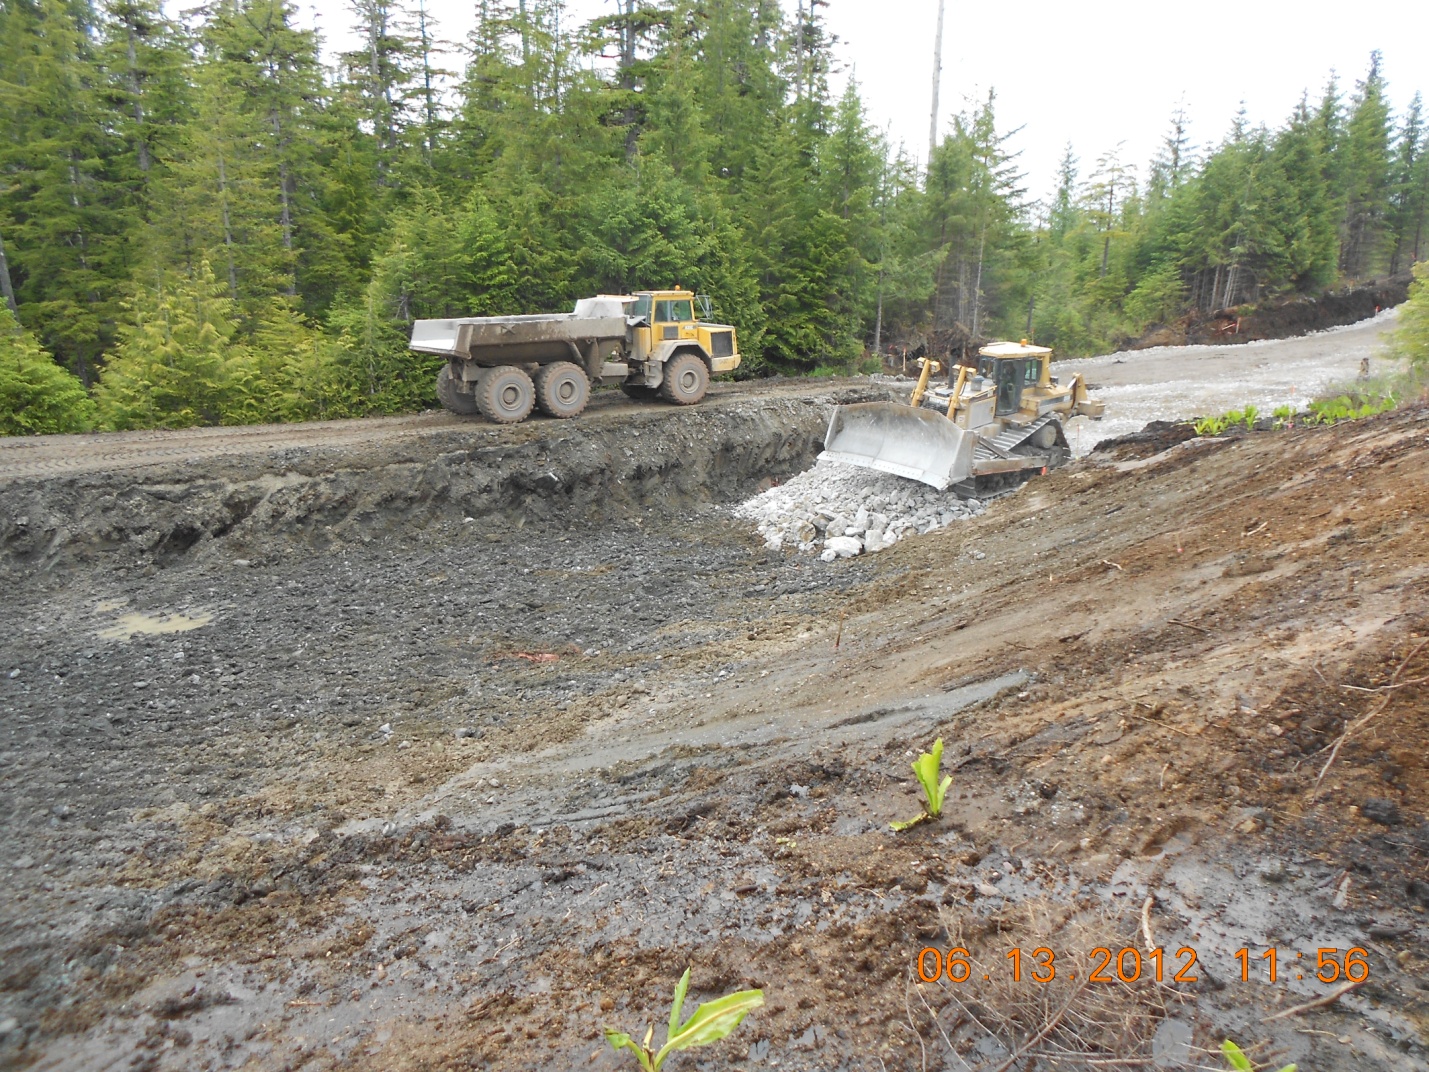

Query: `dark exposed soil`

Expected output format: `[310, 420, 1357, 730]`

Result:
[1131, 276, 1412, 349]
[1, 377, 1426, 1072]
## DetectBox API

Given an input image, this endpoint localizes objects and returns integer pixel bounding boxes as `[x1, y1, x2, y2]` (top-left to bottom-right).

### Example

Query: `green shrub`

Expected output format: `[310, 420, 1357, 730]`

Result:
[0, 308, 97, 435]
[1390, 260, 1429, 374]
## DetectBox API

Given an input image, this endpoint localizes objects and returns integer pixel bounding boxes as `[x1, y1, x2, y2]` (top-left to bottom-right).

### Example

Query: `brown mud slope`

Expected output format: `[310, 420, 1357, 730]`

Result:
[1133, 276, 1412, 348]
[1, 399, 1427, 1072]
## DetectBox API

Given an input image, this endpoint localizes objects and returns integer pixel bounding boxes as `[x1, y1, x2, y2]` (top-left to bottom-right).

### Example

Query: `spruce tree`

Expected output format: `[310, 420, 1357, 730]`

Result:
[0, 306, 98, 434]
[1340, 53, 1393, 278]
[95, 261, 238, 428]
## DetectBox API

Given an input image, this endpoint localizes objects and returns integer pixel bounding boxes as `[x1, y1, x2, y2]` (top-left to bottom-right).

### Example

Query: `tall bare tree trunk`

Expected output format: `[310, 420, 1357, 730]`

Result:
[971, 224, 986, 336]
[794, 0, 805, 101]
[0, 227, 18, 317]
[927, 0, 945, 169]
[417, 0, 438, 158]
[618, 0, 637, 161]
[873, 266, 884, 354]
[126, 26, 151, 176]
[215, 150, 239, 300]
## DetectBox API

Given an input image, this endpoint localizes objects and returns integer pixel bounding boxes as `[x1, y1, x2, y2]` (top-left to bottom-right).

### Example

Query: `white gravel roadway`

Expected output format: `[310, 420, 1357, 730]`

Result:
[1059, 307, 1403, 454]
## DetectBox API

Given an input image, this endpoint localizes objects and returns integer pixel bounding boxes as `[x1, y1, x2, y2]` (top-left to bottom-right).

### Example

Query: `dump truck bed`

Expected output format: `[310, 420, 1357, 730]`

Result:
[410, 296, 634, 362]
[410, 313, 630, 359]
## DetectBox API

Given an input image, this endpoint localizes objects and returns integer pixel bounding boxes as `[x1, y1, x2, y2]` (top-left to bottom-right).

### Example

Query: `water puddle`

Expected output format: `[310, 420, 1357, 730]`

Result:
[98, 609, 215, 639]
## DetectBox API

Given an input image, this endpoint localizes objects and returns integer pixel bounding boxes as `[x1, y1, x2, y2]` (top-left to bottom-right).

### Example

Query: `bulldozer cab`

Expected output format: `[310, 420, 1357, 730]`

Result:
[979, 356, 1043, 416]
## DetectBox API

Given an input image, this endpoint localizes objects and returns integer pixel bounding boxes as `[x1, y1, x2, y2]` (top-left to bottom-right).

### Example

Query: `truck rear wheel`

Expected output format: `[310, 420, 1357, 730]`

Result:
[658, 352, 709, 405]
[436, 365, 479, 416]
[476, 366, 535, 424]
[534, 362, 590, 419]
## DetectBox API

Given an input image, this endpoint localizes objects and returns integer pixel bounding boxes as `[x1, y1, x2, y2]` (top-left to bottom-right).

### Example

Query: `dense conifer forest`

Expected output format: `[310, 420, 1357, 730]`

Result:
[1, 0, 1426, 433]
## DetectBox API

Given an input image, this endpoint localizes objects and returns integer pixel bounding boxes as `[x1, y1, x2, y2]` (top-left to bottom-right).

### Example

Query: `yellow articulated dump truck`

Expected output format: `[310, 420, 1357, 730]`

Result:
[409, 289, 740, 423]
[822, 340, 1104, 496]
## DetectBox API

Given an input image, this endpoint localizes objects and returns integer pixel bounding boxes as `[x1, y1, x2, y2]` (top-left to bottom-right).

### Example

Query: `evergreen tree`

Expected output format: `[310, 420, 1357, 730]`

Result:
[1389, 92, 1427, 273]
[0, 0, 135, 382]
[95, 261, 237, 428]
[0, 306, 98, 434]
[1340, 52, 1393, 277]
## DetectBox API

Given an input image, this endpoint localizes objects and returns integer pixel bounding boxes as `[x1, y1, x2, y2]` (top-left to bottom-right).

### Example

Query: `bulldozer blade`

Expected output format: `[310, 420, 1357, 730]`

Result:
[820, 402, 975, 491]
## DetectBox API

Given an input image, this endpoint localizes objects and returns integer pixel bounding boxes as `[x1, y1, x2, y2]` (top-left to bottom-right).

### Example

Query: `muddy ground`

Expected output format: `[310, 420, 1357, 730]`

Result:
[1129, 276, 1411, 349]
[1, 343, 1426, 1072]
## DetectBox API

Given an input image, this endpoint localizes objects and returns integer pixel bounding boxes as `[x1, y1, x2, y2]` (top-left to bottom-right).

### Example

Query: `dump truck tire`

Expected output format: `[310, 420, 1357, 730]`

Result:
[534, 362, 590, 419]
[436, 366, 479, 416]
[476, 366, 535, 424]
[620, 383, 659, 400]
[658, 352, 709, 405]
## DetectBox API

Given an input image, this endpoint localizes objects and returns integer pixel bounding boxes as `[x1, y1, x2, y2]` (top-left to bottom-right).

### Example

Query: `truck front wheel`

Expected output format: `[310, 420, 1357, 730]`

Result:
[534, 362, 590, 419]
[476, 366, 536, 424]
[658, 352, 709, 405]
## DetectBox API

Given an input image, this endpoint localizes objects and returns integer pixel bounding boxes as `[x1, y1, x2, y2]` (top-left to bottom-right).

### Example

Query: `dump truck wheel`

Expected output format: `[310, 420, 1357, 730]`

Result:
[436, 366, 479, 416]
[658, 352, 709, 405]
[534, 362, 590, 419]
[620, 383, 658, 400]
[476, 366, 535, 424]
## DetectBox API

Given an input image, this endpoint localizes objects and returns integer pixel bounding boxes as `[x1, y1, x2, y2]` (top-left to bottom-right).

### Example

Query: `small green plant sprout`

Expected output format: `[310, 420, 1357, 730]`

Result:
[603, 968, 764, 1071]
[890, 737, 953, 831]
[1272, 404, 1295, 429]
[1240, 404, 1259, 429]
[1220, 1038, 1296, 1072]
[1194, 414, 1230, 436]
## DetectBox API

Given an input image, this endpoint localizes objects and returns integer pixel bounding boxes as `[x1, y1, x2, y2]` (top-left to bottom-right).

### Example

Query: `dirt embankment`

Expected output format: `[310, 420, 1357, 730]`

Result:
[0, 386, 882, 572]
[1132, 276, 1412, 348]
[1, 386, 1426, 1072]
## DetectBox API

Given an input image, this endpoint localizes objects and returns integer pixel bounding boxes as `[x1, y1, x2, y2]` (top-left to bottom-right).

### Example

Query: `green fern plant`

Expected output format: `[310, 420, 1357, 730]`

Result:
[1221, 1039, 1296, 1072]
[604, 968, 764, 1071]
[891, 737, 953, 831]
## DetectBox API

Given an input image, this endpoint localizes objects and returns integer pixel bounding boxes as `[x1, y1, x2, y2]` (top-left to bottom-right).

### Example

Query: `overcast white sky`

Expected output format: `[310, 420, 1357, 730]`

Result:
[300, 0, 1427, 204]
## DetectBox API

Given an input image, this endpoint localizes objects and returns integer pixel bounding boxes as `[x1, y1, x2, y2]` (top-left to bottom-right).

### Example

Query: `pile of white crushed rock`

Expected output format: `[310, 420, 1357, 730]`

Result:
[734, 459, 984, 561]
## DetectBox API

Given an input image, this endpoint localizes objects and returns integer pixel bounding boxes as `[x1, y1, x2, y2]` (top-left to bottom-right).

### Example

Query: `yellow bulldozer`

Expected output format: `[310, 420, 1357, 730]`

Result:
[821, 340, 1104, 495]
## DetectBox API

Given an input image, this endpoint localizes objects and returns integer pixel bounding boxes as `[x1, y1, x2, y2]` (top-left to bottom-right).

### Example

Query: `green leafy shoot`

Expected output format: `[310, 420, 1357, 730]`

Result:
[891, 737, 953, 831]
[604, 968, 764, 1071]
[1240, 404, 1258, 429]
[1194, 414, 1230, 436]
[1220, 1039, 1296, 1072]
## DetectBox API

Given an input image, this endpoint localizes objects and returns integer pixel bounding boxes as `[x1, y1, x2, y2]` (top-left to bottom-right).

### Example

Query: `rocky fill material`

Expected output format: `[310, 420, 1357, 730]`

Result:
[734, 458, 984, 559]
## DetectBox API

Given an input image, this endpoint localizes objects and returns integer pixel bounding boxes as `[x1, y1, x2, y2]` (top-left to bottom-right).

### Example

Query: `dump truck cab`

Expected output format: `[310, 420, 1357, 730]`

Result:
[626, 290, 740, 375]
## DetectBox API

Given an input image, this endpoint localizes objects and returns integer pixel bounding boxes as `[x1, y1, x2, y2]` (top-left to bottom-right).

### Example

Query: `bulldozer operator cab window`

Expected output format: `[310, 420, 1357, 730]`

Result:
[984, 358, 1029, 415]
[654, 299, 693, 323]
[630, 295, 652, 323]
